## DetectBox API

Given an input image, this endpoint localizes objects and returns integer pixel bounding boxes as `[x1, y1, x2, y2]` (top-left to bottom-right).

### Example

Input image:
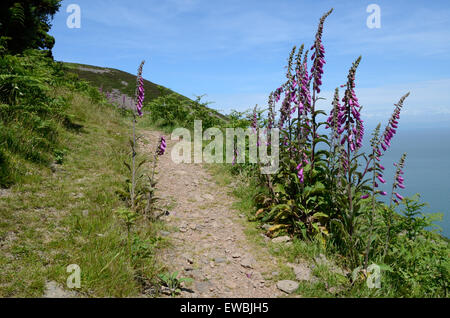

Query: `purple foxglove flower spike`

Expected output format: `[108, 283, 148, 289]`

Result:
[135, 61, 145, 117]
[379, 93, 409, 153]
[157, 136, 166, 156]
[310, 10, 333, 94]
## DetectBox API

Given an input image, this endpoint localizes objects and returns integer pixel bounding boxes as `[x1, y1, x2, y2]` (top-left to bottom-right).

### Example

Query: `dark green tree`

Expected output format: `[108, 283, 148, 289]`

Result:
[0, 0, 62, 54]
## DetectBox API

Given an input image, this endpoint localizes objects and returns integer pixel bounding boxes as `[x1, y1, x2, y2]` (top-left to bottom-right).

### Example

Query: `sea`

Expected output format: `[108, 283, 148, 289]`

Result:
[360, 126, 450, 237]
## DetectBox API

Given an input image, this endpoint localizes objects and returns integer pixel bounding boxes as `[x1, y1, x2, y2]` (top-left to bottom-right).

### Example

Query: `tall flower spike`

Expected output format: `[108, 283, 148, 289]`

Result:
[267, 92, 275, 130]
[326, 87, 341, 141]
[251, 105, 258, 133]
[340, 56, 363, 154]
[295, 50, 312, 124]
[310, 8, 333, 94]
[391, 153, 407, 205]
[274, 86, 283, 103]
[278, 96, 290, 129]
[157, 136, 166, 156]
[380, 93, 410, 153]
[294, 44, 305, 76]
[287, 46, 297, 82]
[135, 60, 145, 117]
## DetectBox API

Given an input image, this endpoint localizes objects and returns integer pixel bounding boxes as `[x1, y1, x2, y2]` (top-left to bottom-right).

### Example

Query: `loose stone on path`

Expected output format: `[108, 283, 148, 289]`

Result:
[276, 280, 299, 294]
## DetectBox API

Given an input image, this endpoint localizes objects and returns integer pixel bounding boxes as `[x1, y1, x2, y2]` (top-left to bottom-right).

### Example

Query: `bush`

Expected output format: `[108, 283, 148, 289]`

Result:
[0, 49, 99, 186]
[146, 93, 224, 130]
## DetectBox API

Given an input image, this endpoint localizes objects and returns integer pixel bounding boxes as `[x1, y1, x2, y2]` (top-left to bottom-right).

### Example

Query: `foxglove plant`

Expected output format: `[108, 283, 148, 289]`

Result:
[267, 92, 275, 131]
[309, 8, 333, 167]
[145, 135, 167, 218]
[383, 152, 407, 257]
[131, 60, 145, 210]
[338, 56, 363, 239]
[380, 93, 409, 153]
[252, 9, 423, 275]
[251, 105, 258, 134]
[363, 124, 381, 269]
[157, 136, 166, 156]
[360, 94, 409, 267]
[358, 93, 409, 189]
[136, 74, 145, 117]
[325, 88, 344, 204]
[310, 8, 333, 95]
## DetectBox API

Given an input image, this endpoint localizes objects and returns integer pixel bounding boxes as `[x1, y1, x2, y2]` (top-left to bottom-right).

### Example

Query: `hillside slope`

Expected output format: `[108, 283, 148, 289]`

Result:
[63, 62, 188, 103]
[63, 62, 229, 123]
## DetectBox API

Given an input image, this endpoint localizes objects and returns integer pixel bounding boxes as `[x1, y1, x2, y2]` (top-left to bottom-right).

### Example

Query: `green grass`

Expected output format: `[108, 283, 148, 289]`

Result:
[0, 89, 166, 297]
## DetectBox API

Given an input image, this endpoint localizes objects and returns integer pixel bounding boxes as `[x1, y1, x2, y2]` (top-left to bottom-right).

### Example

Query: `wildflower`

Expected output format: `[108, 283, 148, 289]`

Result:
[157, 136, 166, 156]
[310, 9, 333, 94]
[267, 92, 275, 130]
[296, 163, 304, 183]
[274, 87, 283, 103]
[251, 105, 258, 133]
[278, 97, 290, 129]
[377, 175, 386, 184]
[135, 60, 145, 117]
[298, 59, 312, 110]
[360, 194, 370, 199]
[391, 153, 407, 205]
[379, 93, 410, 153]
[326, 88, 341, 139]
[339, 56, 364, 153]
[136, 77, 145, 116]
[232, 147, 239, 166]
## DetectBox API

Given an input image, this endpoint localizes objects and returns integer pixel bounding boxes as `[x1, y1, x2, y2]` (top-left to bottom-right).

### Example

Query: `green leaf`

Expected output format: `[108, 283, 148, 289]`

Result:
[274, 183, 286, 195]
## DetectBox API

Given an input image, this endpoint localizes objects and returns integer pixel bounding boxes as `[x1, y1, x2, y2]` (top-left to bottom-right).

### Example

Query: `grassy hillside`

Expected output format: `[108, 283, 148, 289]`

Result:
[0, 88, 162, 297]
[0, 50, 168, 296]
[63, 62, 229, 124]
[63, 62, 188, 103]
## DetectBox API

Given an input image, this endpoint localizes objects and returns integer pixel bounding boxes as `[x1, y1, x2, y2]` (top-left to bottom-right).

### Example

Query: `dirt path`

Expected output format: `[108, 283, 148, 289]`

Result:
[140, 130, 283, 298]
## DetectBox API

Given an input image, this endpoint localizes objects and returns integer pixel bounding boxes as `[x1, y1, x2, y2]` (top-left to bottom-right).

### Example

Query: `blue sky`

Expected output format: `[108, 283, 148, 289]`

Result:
[50, 0, 450, 128]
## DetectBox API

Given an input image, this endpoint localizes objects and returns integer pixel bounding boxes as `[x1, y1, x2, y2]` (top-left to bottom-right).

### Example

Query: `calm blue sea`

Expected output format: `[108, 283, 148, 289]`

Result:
[315, 125, 450, 237]
[361, 126, 450, 237]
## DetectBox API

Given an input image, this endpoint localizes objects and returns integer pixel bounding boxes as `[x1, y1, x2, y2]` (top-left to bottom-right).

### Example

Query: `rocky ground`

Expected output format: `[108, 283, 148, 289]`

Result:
[140, 130, 285, 298]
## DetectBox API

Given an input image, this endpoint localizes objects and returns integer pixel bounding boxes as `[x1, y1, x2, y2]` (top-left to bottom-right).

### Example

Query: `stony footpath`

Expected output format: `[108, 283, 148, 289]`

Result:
[140, 130, 285, 298]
